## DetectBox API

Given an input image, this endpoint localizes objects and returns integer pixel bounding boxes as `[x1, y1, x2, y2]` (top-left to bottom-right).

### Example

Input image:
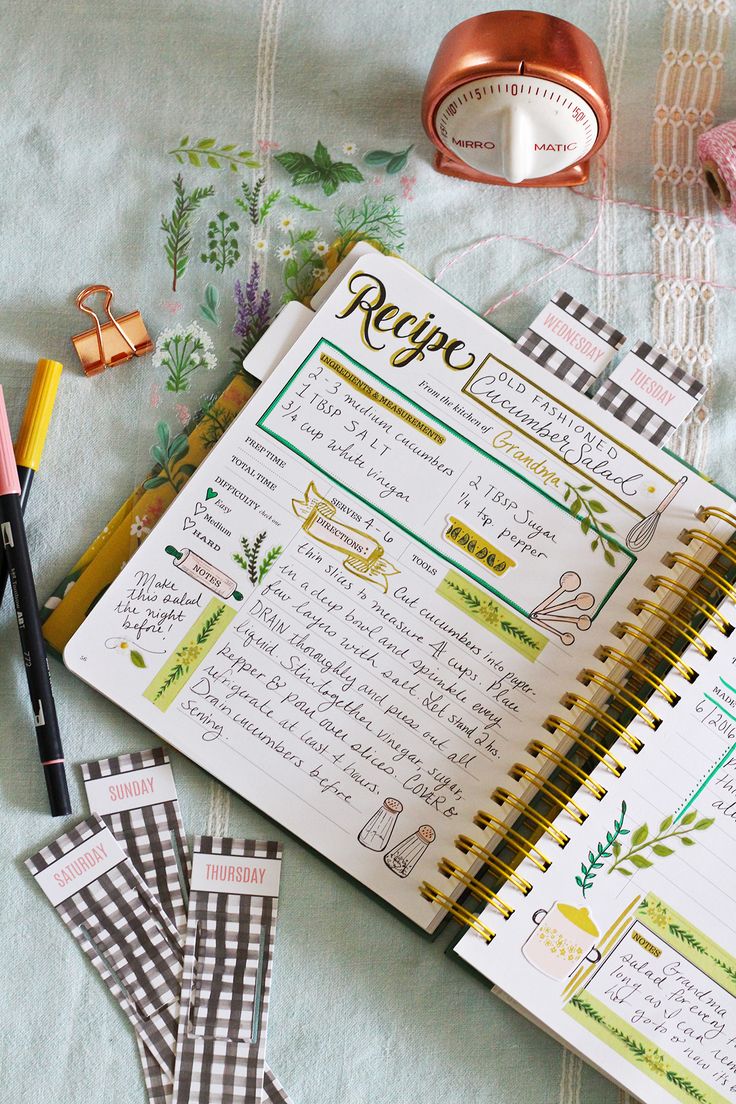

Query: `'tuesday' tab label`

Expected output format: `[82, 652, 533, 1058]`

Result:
[607, 350, 702, 426]
[84, 762, 178, 815]
[33, 825, 126, 906]
[190, 852, 281, 898]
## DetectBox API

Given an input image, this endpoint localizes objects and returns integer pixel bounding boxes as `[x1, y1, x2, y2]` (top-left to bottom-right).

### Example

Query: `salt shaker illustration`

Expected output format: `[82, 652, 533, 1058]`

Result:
[165, 545, 243, 600]
[384, 824, 436, 878]
[358, 798, 403, 852]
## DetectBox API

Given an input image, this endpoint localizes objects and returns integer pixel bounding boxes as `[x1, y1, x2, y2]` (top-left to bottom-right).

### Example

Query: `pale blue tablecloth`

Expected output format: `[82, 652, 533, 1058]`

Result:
[2, 1, 735, 1101]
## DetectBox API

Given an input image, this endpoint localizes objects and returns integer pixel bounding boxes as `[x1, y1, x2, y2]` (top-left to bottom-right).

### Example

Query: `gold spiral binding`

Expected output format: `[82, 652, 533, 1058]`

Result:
[681, 528, 736, 570]
[612, 621, 697, 682]
[630, 598, 715, 660]
[437, 858, 515, 918]
[489, 789, 570, 846]
[561, 692, 644, 752]
[421, 506, 736, 937]
[664, 551, 736, 604]
[698, 505, 736, 528]
[526, 739, 607, 799]
[419, 883, 495, 941]
[543, 716, 625, 777]
[455, 835, 533, 895]
[578, 668, 661, 729]
[646, 574, 732, 635]
[595, 645, 679, 705]
[473, 812, 551, 871]
[506, 765, 589, 824]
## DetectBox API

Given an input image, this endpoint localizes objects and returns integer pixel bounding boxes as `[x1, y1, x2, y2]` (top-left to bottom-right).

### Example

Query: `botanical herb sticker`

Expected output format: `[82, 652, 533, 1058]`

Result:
[161, 175, 215, 291]
[275, 140, 364, 196]
[168, 136, 260, 172]
[233, 532, 282, 585]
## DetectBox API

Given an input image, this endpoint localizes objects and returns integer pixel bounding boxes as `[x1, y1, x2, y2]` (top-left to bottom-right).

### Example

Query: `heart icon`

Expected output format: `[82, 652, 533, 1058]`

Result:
[194, 502, 207, 516]
[183, 517, 195, 532]
[206, 488, 218, 501]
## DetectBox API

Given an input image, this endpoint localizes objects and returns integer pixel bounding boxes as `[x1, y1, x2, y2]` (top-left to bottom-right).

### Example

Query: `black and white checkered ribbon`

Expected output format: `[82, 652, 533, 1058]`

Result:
[81, 751, 292, 1104]
[172, 838, 282, 1104]
[26, 815, 182, 1079]
[517, 290, 625, 392]
[593, 340, 705, 445]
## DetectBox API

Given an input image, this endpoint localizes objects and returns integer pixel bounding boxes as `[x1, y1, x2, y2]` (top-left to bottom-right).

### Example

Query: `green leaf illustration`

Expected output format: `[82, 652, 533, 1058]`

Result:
[275, 142, 364, 196]
[364, 145, 413, 174]
[160, 174, 215, 291]
[169, 137, 260, 172]
[609, 806, 714, 877]
[200, 211, 240, 272]
[199, 283, 220, 325]
[576, 800, 628, 897]
[563, 481, 618, 567]
[130, 650, 146, 669]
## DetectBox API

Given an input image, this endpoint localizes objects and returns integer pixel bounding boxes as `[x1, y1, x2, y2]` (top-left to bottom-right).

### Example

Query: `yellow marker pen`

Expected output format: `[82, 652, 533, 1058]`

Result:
[0, 358, 62, 606]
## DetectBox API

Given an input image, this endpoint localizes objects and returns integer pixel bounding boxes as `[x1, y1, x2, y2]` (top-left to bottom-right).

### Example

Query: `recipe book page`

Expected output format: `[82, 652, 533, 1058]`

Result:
[455, 604, 736, 1103]
[65, 253, 729, 930]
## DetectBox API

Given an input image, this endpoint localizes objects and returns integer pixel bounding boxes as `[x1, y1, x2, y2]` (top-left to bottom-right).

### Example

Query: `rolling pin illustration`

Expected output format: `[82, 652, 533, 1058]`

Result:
[625, 476, 687, 552]
[165, 546, 243, 600]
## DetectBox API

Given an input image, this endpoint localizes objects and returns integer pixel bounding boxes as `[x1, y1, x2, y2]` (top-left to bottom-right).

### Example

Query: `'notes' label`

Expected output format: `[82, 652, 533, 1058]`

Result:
[84, 761, 178, 815]
[32, 825, 126, 906]
[190, 851, 281, 897]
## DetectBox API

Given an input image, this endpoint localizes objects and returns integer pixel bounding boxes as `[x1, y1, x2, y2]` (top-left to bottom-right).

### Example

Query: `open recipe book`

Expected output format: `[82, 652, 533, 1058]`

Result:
[65, 252, 736, 1102]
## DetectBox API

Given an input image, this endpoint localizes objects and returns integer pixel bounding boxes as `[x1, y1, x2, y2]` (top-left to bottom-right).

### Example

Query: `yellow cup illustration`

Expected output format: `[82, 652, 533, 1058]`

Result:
[522, 902, 601, 980]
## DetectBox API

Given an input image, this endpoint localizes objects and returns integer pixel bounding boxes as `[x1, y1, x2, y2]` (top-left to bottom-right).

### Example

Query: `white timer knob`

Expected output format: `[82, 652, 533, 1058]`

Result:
[502, 106, 533, 184]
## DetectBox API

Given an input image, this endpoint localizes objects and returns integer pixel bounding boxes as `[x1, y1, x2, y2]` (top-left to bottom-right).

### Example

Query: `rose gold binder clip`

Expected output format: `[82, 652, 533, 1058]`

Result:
[71, 285, 153, 376]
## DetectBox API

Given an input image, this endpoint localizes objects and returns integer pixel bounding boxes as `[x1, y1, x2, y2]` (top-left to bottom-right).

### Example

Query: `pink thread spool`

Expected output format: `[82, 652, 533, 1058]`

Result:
[698, 120, 736, 223]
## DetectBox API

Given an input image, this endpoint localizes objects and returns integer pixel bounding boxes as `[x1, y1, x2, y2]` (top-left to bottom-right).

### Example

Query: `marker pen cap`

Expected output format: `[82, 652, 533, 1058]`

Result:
[15, 359, 63, 470]
[0, 387, 21, 496]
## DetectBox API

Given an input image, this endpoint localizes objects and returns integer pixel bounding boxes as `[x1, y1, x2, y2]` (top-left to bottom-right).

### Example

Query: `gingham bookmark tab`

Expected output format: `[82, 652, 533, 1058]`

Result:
[517, 289, 626, 392]
[190, 851, 281, 897]
[594, 340, 705, 445]
[172, 837, 282, 1104]
[26, 814, 182, 1080]
[28, 819, 126, 907]
[83, 756, 178, 814]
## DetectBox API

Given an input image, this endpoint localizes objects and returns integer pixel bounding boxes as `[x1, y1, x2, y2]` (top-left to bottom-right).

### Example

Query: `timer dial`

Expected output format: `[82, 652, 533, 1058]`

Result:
[435, 76, 598, 184]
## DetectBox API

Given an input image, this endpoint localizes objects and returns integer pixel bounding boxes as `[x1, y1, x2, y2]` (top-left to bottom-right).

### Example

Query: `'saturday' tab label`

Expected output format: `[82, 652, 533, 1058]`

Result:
[606, 350, 701, 427]
[190, 851, 281, 898]
[84, 762, 179, 815]
[33, 825, 126, 906]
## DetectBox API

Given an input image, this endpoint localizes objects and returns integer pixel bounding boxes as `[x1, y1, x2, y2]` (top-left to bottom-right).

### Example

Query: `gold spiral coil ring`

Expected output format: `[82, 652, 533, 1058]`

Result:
[682, 528, 736, 569]
[487, 790, 570, 846]
[561, 692, 644, 752]
[698, 505, 736, 528]
[664, 551, 736, 604]
[473, 811, 552, 870]
[419, 883, 495, 941]
[630, 598, 715, 660]
[595, 645, 679, 705]
[543, 715, 625, 776]
[507, 764, 589, 824]
[646, 575, 732, 635]
[455, 835, 533, 894]
[579, 668, 661, 729]
[527, 739, 607, 799]
[438, 858, 515, 918]
[613, 621, 697, 682]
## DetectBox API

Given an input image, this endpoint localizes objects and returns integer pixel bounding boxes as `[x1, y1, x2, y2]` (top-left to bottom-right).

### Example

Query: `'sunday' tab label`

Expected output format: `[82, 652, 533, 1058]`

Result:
[32, 824, 126, 906]
[190, 851, 282, 897]
[84, 761, 179, 815]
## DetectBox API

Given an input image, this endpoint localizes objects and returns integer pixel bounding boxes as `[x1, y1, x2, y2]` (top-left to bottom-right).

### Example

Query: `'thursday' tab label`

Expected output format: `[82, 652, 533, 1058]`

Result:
[190, 850, 282, 897]
[84, 761, 179, 815]
[32, 824, 126, 906]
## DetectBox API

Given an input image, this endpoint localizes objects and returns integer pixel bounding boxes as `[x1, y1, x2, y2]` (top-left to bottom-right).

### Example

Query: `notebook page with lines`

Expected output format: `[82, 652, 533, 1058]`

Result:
[63, 252, 736, 934]
[454, 553, 736, 1103]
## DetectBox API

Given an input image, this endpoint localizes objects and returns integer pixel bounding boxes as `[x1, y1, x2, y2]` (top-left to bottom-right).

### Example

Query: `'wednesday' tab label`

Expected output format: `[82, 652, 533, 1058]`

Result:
[84, 762, 178, 815]
[190, 851, 281, 898]
[32, 825, 126, 906]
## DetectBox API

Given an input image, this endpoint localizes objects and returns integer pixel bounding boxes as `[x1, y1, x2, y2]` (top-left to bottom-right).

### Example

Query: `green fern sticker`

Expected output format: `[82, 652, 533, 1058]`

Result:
[233, 532, 282, 585]
[437, 570, 546, 660]
[144, 598, 236, 712]
[275, 141, 364, 196]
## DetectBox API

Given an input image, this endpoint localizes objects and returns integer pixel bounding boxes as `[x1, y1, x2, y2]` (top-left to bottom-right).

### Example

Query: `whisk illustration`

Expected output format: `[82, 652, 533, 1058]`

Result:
[625, 476, 687, 552]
